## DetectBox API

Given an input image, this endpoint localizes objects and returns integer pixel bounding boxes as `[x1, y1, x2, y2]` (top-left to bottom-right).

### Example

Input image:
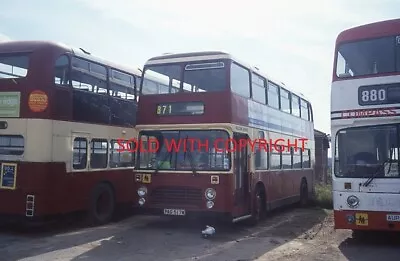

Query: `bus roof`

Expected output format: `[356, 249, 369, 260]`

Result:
[147, 51, 231, 62]
[0, 40, 142, 76]
[336, 18, 400, 44]
[145, 51, 309, 101]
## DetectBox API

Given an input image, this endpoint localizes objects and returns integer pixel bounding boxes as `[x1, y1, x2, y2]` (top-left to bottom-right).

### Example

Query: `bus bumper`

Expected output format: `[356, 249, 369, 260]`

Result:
[334, 210, 400, 231]
[133, 207, 231, 220]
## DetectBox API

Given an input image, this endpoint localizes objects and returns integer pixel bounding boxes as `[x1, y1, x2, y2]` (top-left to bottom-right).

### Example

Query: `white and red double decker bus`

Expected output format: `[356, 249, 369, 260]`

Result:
[0, 41, 141, 224]
[331, 19, 400, 232]
[133, 51, 315, 223]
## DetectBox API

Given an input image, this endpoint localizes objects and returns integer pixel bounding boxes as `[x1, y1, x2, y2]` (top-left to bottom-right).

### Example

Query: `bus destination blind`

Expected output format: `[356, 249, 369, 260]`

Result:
[156, 102, 204, 116]
[358, 83, 400, 106]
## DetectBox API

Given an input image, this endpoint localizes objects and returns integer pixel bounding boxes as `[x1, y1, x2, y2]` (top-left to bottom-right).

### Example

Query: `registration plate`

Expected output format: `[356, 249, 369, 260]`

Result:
[387, 214, 400, 222]
[163, 208, 186, 216]
[355, 213, 368, 226]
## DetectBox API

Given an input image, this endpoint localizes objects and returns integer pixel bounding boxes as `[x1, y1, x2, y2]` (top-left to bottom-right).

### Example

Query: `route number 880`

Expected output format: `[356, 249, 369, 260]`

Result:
[361, 89, 386, 102]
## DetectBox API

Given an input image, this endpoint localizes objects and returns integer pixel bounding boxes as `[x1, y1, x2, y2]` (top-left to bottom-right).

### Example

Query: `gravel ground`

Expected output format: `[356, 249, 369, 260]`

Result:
[0, 207, 399, 261]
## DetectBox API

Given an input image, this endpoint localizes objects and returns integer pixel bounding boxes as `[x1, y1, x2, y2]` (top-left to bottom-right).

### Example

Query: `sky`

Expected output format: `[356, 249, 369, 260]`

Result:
[0, 0, 399, 135]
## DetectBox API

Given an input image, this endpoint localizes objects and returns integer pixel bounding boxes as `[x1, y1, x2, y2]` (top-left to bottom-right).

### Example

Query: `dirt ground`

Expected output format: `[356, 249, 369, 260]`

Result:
[0, 207, 399, 261]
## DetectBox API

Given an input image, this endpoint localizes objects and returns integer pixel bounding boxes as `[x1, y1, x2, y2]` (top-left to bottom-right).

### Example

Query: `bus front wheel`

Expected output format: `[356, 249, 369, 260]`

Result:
[248, 186, 266, 225]
[88, 183, 115, 225]
[352, 229, 371, 240]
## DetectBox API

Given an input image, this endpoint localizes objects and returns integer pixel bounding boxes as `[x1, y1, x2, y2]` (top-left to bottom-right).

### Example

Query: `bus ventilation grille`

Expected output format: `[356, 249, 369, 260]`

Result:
[150, 186, 202, 206]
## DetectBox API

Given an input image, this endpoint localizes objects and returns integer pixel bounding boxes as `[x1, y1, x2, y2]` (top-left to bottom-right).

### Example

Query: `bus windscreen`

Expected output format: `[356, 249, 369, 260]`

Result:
[334, 125, 400, 178]
[141, 61, 227, 95]
[336, 36, 400, 78]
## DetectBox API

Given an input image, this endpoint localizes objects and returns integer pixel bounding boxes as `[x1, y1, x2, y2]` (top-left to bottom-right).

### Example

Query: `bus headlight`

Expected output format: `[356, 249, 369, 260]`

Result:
[206, 201, 214, 209]
[137, 187, 147, 197]
[138, 198, 146, 206]
[205, 188, 216, 200]
[347, 195, 360, 208]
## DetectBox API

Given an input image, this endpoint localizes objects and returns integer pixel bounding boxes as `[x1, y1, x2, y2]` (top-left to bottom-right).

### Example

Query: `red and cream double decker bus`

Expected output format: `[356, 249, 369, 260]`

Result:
[331, 19, 400, 233]
[0, 41, 141, 224]
[133, 51, 315, 223]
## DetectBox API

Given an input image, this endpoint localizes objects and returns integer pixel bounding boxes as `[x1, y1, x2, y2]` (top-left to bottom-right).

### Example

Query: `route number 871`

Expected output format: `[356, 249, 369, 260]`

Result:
[361, 89, 386, 102]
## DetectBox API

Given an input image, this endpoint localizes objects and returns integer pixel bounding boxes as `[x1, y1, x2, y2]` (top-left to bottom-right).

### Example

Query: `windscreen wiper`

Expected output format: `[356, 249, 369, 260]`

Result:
[153, 150, 172, 175]
[363, 148, 393, 187]
[184, 136, 198, 176]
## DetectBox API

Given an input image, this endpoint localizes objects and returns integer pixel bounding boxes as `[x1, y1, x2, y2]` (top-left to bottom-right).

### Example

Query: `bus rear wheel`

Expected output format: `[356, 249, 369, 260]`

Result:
[299, 180, 309, 207]
[88, 183, 115, 225]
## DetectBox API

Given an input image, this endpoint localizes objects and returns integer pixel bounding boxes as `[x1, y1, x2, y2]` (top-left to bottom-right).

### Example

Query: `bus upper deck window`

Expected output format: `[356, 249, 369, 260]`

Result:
[0, 54, 29, 79]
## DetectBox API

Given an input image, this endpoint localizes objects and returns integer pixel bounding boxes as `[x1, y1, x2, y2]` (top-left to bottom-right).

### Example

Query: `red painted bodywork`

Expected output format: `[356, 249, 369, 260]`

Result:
[135, 91, 314, 218]
[0, 162, 134, 217]
[334, 210, 400, 231]
[332, 18, 400, 82]
[0, 41, 136, 220]
[336, 19, 400, 44]
[134, 173, 233, 213]
[134, 170, 313, 218]
[137, 90, 248, 126]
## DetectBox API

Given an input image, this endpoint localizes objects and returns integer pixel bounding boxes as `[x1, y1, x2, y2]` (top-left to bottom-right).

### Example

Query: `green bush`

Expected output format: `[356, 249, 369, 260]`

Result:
[314, 183, 333, 209]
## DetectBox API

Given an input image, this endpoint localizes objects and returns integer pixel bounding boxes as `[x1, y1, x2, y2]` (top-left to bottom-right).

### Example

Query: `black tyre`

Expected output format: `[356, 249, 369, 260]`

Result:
[88, 183, 115, 225]
[299, 179, 309, 207]
[352, 229, 368, 240]
[248, 186, 266, 225]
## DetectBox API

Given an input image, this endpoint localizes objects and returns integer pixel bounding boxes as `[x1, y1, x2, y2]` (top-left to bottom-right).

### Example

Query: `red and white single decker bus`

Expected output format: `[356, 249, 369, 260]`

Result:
[133, 51, 315, 223]
[0, 41, 140, 225]
[331, 19, 400, 233]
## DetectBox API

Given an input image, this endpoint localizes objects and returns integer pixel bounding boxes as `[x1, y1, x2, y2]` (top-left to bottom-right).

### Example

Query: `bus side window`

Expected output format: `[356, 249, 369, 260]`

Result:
[73, 137, 87, 170]
[302, 149, 311, 168]
[70, 57, 107, 93]
[110, 69, 135, 100]
[255, 131, 268, 170]
[292, 147, 302, 168]
[90, 139, 108, 169]
[270, 146, 282, 170]
[281, 146, 292, 169]
[291, 94, 300, 117]
[308, 103, 314, 122]
[230, 62, 250, 98]
[70, 57, 110, 124]
[54, 55, 70, 86]
[109, 140, 135, 168]
[280, 88, 291, 114]
[251, 73, 267, 104]
[300, 99, 309, 121]
[397, 36, 400, 72]
[267, 82, 280, 109]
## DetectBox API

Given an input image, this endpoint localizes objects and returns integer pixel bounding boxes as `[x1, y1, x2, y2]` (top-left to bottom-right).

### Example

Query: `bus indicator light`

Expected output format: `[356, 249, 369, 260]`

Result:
[211, 175, 219, 184]
[0, 121, 7, 129]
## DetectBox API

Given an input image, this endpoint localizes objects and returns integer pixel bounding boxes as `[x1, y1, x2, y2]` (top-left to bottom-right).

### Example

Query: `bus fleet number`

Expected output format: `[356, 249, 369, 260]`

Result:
[157, 104, 172, 115]
[361, 89, 386, 103]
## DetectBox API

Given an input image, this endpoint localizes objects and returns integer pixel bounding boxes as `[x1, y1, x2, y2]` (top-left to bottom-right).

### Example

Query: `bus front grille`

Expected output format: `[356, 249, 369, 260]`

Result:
[150, 186, 202, 207]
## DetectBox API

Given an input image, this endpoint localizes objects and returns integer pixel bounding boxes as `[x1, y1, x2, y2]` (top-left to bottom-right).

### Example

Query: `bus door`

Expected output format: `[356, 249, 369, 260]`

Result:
[232, 133, 251, 218]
